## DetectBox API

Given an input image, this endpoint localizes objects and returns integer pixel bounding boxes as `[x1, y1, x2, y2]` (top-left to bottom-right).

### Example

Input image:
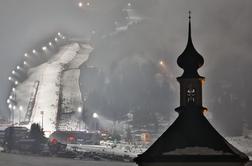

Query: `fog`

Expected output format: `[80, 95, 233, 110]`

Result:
[0, 0, 252, 136]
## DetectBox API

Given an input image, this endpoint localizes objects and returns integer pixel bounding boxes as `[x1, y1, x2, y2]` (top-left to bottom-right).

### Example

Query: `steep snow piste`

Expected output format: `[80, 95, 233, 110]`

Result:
[10, 42, 93, 137]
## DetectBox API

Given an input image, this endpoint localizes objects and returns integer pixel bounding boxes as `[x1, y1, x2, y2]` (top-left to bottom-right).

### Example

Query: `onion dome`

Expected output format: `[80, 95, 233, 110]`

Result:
[177, 12, 204, 78]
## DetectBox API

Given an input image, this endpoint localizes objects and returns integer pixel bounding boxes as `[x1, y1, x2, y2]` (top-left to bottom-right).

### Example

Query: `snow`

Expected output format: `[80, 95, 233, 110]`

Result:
[162, 147, 232, 155]
[61, 70, 82, 113]
[227, 136, 252, 160]
[13, 42, 93, 137]
[66, 144, 138, 158]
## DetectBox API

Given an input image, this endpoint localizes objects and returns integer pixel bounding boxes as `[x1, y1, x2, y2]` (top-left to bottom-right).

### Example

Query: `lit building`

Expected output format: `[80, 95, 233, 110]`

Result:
[134, 13, 249, 166]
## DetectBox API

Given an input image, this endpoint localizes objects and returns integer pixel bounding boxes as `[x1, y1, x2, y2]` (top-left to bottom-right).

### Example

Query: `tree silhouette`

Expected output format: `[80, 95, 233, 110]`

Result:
[29, 123, 45, 153]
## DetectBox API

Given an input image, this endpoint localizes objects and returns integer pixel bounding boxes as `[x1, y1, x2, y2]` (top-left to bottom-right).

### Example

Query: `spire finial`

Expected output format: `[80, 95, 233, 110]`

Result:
[188, 11, 192, 43]
[177, 11, 204, 78]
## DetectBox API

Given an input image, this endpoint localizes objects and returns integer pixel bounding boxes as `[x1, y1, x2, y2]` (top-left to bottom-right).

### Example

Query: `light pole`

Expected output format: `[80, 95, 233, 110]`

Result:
[19, 106, 23, 125]
[40, 111, 44, 129]
[92, 113, 99, 131]
[12, 105, 16, 125]
[77, 107, 82, 130]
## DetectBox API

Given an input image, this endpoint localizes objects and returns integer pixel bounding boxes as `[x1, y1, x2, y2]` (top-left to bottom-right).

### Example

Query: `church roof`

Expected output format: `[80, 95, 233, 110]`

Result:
[134, 107, 249, 163]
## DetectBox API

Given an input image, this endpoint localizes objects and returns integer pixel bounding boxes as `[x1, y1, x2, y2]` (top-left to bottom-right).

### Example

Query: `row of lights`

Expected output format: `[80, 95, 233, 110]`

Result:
[78, 1, 91, 8]
[7, 32, 66, 112]
[24, 32, 66, 60]
[77, 106, 98, 118]
[8, 104, 23, 111]
[78, 1, 132, 8]
[8, 32, 66, 83]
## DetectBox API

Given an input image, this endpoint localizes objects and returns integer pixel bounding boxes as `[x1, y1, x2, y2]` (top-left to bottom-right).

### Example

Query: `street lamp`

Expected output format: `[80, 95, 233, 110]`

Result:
[86, 2, 90, 6]
[159, 60, 164, 66]
[77, 106, 82, 113]
[92, 112, 98, 119]
[42, 46, 47, 51]
[77, 107, 82, 130]
[78, 2, 83, 7]
[92, 113, 99, 131]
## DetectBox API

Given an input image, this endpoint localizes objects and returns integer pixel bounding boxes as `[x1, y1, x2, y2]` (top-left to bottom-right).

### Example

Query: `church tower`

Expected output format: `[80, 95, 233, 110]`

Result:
[176, 12, 207, 113]
[134, 12, 249, 166]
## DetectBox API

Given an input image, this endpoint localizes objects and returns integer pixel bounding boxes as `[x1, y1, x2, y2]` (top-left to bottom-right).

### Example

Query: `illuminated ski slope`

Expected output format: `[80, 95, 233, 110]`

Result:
[14, 42, 93, 136]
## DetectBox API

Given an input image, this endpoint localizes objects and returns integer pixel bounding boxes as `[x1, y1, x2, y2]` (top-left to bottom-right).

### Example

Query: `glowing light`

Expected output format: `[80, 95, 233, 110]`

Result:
[128, 2, 131, 7]
[42, 46, 47, 51]
[19, 106, 23, 111]
[13, 105, 16, 110]
[62, 36, 66, 39]
[15, 81, 18, 85]
[12, 70, 15, 74]
[93, 112, 99, 118]
[24, 53, 28, 57]
[57, 32, 61, 36]
[54, 38, 58, 42]
[32, 49, 36, 54]
[9, 95, 13, 99]
[159, 60, 164, 66]
[24, 61, 27, 65]
[78, 2, 83, 7]
[12, 88, 15, 92]
[7, 99, 10, 104]
[8, 77, 12, 81]
[86, 2, 90, 6]
[77, 107, 82, 113]
[8, 104, 12, 109]
[17, 66, 20, 70]
[49, 42, 53, 46]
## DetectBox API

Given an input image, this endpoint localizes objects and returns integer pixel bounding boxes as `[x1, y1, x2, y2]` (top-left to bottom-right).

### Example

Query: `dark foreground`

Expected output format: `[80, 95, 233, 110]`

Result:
[0, 152, 136, 166]
[0, 152, 251, 166]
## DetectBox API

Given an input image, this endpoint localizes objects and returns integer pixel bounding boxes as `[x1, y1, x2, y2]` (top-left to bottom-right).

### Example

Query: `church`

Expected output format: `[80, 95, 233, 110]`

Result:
[134, 13, 249, 166]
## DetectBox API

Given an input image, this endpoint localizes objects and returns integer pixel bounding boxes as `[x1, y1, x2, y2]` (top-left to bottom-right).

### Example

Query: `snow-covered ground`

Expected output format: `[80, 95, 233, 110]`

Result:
[227, 136, 252, 160]
[66, 144, 144, 159]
